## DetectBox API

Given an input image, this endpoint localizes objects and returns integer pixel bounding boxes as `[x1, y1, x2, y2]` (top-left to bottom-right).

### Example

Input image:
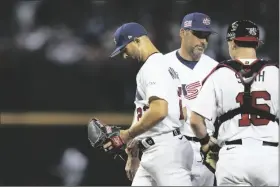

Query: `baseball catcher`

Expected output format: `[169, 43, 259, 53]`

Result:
[87, 118, 127, 160]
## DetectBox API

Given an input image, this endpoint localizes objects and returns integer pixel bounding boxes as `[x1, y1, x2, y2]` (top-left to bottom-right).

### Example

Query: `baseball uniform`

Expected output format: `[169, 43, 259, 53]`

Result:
[164, 50, 218, 186]
[131, 52, 193, 186]
[192, 58, 279, 186]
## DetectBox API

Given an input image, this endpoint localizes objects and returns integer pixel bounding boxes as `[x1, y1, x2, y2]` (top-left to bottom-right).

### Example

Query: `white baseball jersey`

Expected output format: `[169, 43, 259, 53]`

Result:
[192, 59, 279, 145]
[131, 52, 183, 140]
[164, 50, 218, 136]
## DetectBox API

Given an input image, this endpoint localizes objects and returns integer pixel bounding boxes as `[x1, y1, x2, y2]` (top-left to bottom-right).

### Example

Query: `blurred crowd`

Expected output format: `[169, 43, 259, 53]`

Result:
[0, 0, 278, 112]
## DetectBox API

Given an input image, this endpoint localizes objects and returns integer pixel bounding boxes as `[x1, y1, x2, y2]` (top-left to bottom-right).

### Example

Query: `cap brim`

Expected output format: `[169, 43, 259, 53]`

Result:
[234, 37, 259, 42]
[189, 27, 217, 34]
[110, 45, 126, 58]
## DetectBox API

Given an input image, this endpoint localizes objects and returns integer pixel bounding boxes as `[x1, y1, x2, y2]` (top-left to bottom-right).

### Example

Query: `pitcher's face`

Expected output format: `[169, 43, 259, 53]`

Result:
[122, 41, 141, 61]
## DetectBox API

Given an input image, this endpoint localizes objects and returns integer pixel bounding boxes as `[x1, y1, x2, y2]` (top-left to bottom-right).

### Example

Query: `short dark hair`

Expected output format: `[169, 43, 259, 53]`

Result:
[234, 40, 258, 49]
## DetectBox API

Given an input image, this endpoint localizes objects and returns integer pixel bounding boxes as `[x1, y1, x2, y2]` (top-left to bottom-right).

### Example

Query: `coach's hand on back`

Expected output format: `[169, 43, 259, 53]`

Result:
[125, 140, 140, 181]
[200, 135, 220, 173]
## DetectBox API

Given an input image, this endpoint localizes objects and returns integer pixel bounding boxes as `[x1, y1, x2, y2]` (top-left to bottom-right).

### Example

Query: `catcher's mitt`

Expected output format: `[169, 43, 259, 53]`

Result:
[88, 118, 126, 160]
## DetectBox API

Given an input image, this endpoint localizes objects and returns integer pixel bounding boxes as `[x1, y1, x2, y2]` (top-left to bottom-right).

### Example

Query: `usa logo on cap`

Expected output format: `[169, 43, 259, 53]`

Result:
[203, 17, 211, 25]
[184, 20, 192, 27]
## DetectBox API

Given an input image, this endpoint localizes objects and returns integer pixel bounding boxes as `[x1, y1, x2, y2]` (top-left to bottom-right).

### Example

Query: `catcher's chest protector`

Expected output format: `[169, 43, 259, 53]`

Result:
[202, 59, 279, 138]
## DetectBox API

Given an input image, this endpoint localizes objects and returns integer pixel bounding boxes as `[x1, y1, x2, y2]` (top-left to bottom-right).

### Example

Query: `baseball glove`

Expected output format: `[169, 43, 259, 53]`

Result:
[88, 118, 126, 160]
[200, 137, 220, 173]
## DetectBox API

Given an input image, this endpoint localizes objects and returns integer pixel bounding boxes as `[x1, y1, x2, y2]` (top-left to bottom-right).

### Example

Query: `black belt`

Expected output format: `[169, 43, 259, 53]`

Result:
[225, 139, 278, 147]
[138, 129, 181, 151]
[184, 135, 200, 142]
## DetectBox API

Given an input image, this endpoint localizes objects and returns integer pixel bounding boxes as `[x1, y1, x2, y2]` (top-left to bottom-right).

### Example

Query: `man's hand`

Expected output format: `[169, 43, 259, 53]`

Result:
[126, 139, 139, 155]
[201, 143, 210, 153]
[200, 136, 217, 153]
[102, 131, 137, 160]
[125, 140, 140, 181]
[102, 129, 134, 153]
[200, 136, 220, 173]
[125, 156, 140, 181]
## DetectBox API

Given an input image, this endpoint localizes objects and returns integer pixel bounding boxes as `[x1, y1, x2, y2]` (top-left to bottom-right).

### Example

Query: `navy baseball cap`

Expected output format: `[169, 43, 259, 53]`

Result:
[181, 12, 216, 33]
[110, 22, 148, 58]
[226, 20, 261, 42]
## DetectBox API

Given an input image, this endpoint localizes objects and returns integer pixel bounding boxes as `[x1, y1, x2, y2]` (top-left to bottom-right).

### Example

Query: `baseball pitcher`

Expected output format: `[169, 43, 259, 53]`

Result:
[89, 22, 193, 186]
[190, 20, 279, 186]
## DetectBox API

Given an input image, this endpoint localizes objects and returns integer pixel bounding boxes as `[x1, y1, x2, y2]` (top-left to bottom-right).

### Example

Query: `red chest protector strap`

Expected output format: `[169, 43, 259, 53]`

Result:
[204, 59, 279, 138]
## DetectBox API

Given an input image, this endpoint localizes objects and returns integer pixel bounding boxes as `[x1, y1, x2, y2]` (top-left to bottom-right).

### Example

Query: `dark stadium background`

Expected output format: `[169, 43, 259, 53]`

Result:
[0, 0, 278, 185]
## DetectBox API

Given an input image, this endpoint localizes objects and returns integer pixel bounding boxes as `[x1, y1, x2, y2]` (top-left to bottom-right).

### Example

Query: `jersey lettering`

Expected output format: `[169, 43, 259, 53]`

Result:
[235, 91, 271, 126]
[235, 71, 265, 83]
[254, 71, 265, 82]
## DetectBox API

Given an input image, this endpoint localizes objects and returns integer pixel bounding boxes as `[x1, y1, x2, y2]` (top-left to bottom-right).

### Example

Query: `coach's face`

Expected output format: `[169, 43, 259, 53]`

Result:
[180, 29, 210, 60]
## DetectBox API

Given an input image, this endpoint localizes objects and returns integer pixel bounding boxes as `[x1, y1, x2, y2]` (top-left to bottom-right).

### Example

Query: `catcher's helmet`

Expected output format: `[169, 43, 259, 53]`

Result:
[226, 20, 261, 43]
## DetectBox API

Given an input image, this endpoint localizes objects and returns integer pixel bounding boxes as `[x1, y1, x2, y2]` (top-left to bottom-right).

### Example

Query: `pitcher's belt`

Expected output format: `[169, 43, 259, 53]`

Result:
[138, 129, 181, 151]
